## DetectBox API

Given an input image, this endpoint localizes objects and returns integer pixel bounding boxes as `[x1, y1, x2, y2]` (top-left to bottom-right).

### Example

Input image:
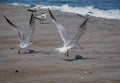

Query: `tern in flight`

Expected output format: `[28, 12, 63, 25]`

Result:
[48, 9, 92, 57]
[3, 13, 35, 54]
[34, 13, 48, 24]
[27, 5, 41, 12]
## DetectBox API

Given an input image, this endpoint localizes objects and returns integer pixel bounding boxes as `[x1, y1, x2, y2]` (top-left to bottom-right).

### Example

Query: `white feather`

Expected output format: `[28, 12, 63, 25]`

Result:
[3, 13, 35, 49]
[49, 9, 89, 54]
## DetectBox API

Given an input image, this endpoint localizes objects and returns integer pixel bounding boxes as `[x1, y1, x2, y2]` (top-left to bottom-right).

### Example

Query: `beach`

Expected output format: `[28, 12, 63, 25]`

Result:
[0, 4, 120, 83]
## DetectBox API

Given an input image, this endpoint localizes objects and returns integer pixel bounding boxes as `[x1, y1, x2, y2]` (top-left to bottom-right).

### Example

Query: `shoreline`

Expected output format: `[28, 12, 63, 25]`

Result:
[1, 3, 120, 20]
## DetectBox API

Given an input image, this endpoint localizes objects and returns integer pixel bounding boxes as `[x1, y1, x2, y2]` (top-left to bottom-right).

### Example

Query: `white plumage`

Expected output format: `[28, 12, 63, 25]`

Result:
[27, 5, 41, 12]
[34, 13, 48, 24]
[3, 13, 35, 54]
[49, 9, 91, 56]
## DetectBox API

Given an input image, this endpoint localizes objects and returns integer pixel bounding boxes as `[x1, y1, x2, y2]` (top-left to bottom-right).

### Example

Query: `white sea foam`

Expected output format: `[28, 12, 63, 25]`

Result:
[10, 3, 120, 20]
[11, 3, 29, 7]
[41, 4, 120, 20]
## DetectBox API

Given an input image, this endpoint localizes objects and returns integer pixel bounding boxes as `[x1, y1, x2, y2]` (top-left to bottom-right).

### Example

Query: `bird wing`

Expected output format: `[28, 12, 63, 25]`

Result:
[34, 15, 43, 20]
[48, 9, 69, 45]
[25, 13, 35, 43]
[3, 16, 24, 43]
[76, 14, 87, 18]
[27, 7, 37, 12]
[77, 13, 91, 19]
[68, 18, 89, 45]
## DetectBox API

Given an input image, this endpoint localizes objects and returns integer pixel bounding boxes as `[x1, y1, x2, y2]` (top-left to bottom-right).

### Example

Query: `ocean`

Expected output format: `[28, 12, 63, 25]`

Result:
[0, 0, 120, 19]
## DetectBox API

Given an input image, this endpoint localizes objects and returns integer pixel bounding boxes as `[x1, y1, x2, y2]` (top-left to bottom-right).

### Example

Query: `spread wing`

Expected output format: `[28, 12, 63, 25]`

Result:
[68, 18, 89, 45]
[48, 9, 69, 45]
[25, 13, 35, 43]
[3, 16, 24, 43]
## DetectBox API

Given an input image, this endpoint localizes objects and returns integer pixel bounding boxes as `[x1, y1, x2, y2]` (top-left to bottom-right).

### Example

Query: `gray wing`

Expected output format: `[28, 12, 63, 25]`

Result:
[48, 9, 69, 45]
[3, 16, 24, 43]
[34, 15, 45, 21]
[76, 14, 87, 18]
[25, 13, 35, 43]
[68, 18, 89, 45]
[27, 7, 37, 12]
[77, 13, 91, 19]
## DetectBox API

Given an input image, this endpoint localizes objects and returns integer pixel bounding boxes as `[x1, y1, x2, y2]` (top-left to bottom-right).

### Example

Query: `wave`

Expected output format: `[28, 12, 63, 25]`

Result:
[8, 3, 120, 20]
[10, 3, 30, 7]
[41, 4, 120, 20]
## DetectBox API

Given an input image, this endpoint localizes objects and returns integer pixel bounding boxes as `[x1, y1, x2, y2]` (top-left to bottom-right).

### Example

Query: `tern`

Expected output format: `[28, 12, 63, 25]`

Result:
[3, 13, 35, 54]
[34, 13, 48, 24]
[48, 9, 91, 57]
[27, 5, 41, 12]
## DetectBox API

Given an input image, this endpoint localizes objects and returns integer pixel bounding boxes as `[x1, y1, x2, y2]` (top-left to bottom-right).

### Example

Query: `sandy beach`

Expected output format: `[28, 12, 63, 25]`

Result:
[0, 4, 120, 83]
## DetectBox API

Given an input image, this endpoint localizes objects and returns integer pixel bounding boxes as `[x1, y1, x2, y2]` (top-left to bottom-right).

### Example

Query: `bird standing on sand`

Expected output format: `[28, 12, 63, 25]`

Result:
[34, 13, 48, 24]
[3, 13, 35, 54]
[48, 9, 92, 57]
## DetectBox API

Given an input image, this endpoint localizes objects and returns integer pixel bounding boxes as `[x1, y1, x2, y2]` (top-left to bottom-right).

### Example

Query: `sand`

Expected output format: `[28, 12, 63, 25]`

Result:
[0, 4, 120, 83]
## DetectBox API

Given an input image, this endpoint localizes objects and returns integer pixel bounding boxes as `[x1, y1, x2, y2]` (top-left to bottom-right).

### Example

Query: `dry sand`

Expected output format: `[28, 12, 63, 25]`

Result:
[0, 4, 120, 83]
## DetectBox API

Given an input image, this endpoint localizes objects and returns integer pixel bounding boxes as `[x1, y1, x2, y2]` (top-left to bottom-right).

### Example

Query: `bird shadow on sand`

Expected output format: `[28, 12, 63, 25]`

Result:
[63, 55, 99, 62]
[25, 50, 52, 55]
[40, 22, 51, 24]
[20, 50, 51, 56]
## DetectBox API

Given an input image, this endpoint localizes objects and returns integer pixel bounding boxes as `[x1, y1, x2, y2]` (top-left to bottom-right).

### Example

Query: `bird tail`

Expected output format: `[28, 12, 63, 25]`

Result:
[55, 47, 68, 54]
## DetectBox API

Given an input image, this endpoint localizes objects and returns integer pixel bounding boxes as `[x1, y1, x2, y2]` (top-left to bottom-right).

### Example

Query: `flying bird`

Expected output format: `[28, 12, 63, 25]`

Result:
[3, 13, 35, 54]
[76, 11, 93, 19]
[34, 13, 48, 24]
[48, 9, 91, 57]
[27, 5, 41, 12]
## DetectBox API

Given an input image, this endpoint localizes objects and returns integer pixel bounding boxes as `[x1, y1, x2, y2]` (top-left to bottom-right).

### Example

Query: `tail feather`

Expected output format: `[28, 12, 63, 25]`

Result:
[55, 47, 68, 54]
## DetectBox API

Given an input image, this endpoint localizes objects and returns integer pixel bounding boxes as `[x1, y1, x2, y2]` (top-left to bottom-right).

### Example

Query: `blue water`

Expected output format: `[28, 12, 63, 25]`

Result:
[0, 0, 120, 10]
[0, 0, 120, 19]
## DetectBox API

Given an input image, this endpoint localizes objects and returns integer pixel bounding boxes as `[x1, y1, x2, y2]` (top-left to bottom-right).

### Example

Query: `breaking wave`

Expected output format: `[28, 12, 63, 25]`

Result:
[41, 4, 120, 20]
[7, 3, 120, 20]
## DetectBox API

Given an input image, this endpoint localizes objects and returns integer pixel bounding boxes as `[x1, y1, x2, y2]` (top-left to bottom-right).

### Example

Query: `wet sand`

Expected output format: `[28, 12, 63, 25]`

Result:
[0, 4, 120, 83]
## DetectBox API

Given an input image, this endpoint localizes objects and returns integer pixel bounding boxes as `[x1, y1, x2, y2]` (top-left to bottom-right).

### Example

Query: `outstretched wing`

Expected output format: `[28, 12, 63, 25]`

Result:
[77, 13, 92, 19]
[25, 13, 35, 43]
[68, 17, 89, 45]
[76, 14, 87, 18]
[3, 16, 24, 43]
[48, 9, 69, 45]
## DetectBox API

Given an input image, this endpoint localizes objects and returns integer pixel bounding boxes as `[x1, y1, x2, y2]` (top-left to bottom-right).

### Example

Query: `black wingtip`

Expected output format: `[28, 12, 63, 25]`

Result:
[76, 14, 86, 18]
[3, 15, 17, 28]
[3, 15, 9, 21]
[27, 9, 37, 12]
[29, 12, 34, 25]
[48, 9, 57, 21]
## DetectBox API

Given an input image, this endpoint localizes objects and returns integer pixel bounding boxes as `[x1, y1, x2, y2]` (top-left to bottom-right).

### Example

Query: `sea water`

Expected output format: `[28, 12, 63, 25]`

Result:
[0, 0, 120, 19]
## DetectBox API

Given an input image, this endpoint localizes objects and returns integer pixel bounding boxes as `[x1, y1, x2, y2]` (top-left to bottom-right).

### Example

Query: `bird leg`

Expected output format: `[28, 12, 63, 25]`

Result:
[65, 53, 66, 56]
[18, 48, 22, 54]
[65, 51, 69, 57]
[80, 46, 84, 49]
[66, 51, 69, 57]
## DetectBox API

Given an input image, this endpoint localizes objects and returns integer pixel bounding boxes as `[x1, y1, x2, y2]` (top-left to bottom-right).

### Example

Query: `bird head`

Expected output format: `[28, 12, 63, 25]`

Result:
[85, 11, 94, 19]
[87, 11, 94, 16]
